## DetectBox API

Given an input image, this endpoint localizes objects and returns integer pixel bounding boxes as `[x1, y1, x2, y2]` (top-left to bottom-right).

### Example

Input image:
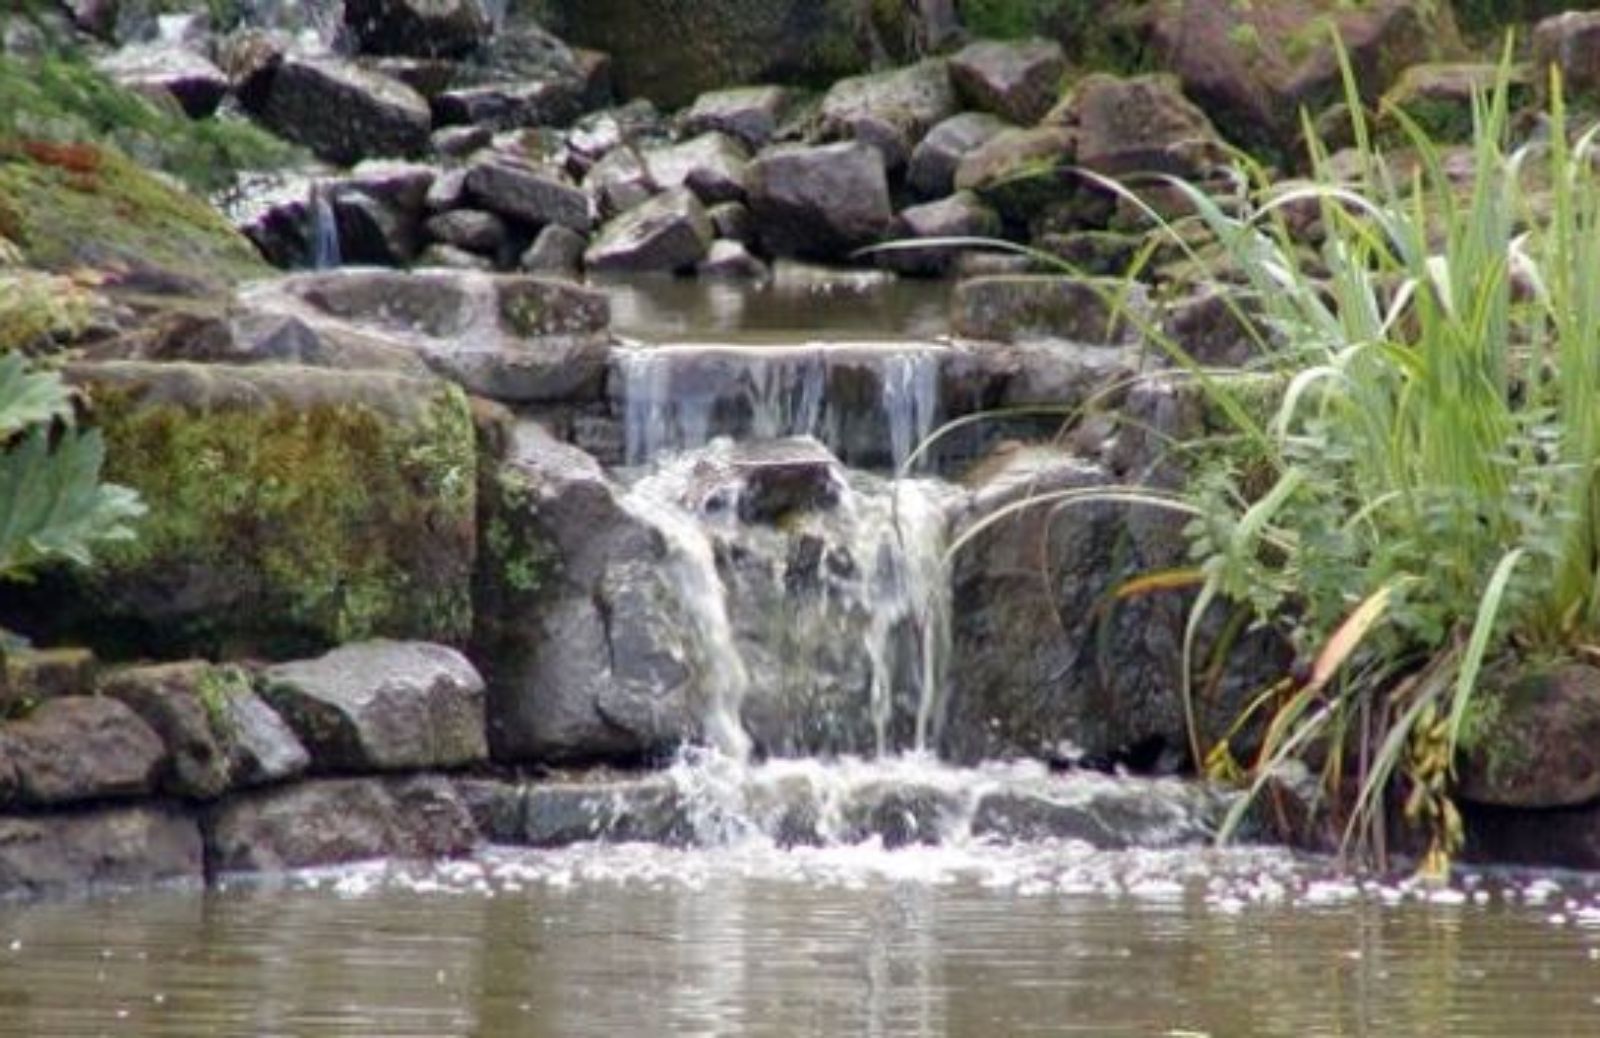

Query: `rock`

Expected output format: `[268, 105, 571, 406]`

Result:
[820, 59, 958, 167]
[748, 141, 892, 260]
[879, 191, 1002, 277]
[237, 53, 432, 166]
[99, 662, 238, 800]
[455, 778, 525, 841]
[0, 648, 96, 716]
[1381, 63, 1527, 143]
[472, 421, 701, 763]
[520, 777, 691, 846]
[425, 166, 470, 210]
[953, 125, 1077, 222]
[432, 123, 492, 158]
[0, 697, 166, 807]
[1066, 73, 1225, 179]
[332, 190, 421, 265]
[681, 85, 798, 149]
[417, 243, 496, 270]
[707, 201, 753, 243]
[1458, 665, 1600, 809]
[233, 268, 611, 402]
[584, 188, 714, 273]
[1151, 0, 1454, 156]
[538, 0, 939, 107]
[262, 641, 487, 772]
[204, 775, 478, 873]
[343, 0, 490, 58]
[432, 80, 587, 132]
[952, 275, 1147, 345]
[582, 146, 656, 219]
[720, 438, 845, 523]
[563, 100, 666, 171]
[1, 363, 477, 659]
[1535, 11, 1600, 101]
[95, 43, 228, 118]
[216, 682, 313, 789]
[907, 111, 1011, 201]
[644, 132, 751, 204]
[521, 223, 588, 275]
[425, 208, 510, 257]
[697, 239, 769, 280]
[465, 157, 593, 232]
[341, 159, 437, 210]
[1160, 287, 1267, 368]
[949, 38, 1066, 126]
[368, 55, 458, 97]
[969, 779, 1224, 848]
[0, 805, 203, 897]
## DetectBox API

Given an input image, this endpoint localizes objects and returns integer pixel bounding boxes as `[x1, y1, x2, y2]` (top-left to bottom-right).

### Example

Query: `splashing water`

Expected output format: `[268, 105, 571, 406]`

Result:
[309, 183, 341, 270]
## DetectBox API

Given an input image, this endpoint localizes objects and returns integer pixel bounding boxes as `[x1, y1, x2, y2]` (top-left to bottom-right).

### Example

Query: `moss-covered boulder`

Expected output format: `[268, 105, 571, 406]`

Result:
[3, 362, 477, 659]
[0, 140, 270, 291]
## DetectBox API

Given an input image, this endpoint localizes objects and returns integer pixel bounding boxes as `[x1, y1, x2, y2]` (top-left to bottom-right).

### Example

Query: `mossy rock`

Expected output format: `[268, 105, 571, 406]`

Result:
[3, 362, 477, 660]
[0, 141, 270, 291]
[956, 0, 1156, 73]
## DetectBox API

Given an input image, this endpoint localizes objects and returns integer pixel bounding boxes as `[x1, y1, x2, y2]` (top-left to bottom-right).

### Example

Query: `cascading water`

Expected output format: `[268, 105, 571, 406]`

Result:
[309, 182, 342, 270]
[617, 343, 943, 471]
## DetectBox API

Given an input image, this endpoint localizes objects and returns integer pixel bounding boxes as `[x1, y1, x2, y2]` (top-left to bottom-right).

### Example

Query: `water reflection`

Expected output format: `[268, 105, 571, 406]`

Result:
[2, 849, 1600, 1037]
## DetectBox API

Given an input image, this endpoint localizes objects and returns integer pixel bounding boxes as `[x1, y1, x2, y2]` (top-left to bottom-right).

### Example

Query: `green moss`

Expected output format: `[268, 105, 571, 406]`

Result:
[0, 143, 269, 288]
[85, 367, 477, 656]
[481, 472, 558, 597]
[0, 55, 300, 194]
[195, 663, 250, 736]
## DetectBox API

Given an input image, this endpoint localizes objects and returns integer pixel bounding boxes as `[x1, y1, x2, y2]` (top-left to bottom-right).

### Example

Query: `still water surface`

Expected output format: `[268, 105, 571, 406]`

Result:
[3, 842, 1599, 1037]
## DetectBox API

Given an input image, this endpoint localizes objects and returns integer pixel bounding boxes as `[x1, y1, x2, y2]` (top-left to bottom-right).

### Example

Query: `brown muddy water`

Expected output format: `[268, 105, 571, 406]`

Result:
[2, 842, 1599, 1037]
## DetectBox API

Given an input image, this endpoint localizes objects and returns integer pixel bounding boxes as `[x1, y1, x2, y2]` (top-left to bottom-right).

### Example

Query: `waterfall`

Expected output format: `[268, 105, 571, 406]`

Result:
[309, 183, 341, 270]
[617, 344, 943, 472]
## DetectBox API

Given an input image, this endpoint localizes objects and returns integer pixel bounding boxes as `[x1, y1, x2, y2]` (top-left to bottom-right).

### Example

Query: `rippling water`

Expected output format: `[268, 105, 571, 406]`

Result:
[4, 842, 1600, 1037]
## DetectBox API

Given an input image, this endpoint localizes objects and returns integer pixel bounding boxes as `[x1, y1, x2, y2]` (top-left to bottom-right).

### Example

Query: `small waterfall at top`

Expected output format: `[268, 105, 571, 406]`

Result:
[309, 183, 341, 270]
[617, 344, 944, 472]
[242, 0, 349, 52]
[477, 0, 508, 32]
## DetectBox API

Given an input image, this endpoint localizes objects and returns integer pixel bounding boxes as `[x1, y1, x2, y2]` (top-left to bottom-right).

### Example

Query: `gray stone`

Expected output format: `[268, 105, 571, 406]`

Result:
[0, 697, 166, 808]
[432, 123, 493, 158]
[681, 85, 798, 149]
[1536, 11, 1600, 101]
[748, 141, 892, 261]
[907, 111, 1011, 201]
[820, 59, 958, 170]
[466, 157, 593, 231]
[234, 268, 611, 403]
[879, 191, 1002, 276]
[949, 38, 1066, 126]
[204, 775, 478, 874]
[432, 80, 586, 132]
[585, 188, 714, 274]
[426, 209, 510, 256]
[697, 239, 769, 281]
[99, 662, 236, 801]
[418, 243, 498, 270]
[1067, 73, 1225, 179]
[332, 191, 421, 266]
[218, 686, 312, 788]
[707, 201, 752, 243]
[262, 641, 487, 772]
[0, 648, 96, 717]
[95, 43, 227, 118]
[344, 0, 489, 58]
[644, 132, 751, 204]
[521, 223, 588, 275]
[953, 125, 1077, 221]
[455, 778, 526, 841]
[952, 275, 1148, 345]
[0, 806, 203, 897]
[426, 166, 470, 210]
[521, 777, 691, 846]
[341, 159, 437, 210]
[970, 780, 1225, 848]
[238, 53, 432, 167]
[582, 146, 656, 220]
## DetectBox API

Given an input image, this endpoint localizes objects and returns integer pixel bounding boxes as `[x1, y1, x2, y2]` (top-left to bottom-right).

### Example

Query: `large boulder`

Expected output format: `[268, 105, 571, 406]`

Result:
[949, 38, 1066, 126]
[908, 111, 1011, 200]
[748, 141, 892, 260]
[464, 156, 593, 232]
[952, 125, 1077, 222]
[472, 419, 704, 763]
[0, 806, 203, 897]
[584, 188, 714, 273]
[819, 59, 959, 170]
[644, 133, 751, 204]
[0, 697, 166, 808]
[237, 52, 432, 166]
[1150, 0, 1457, 157]
[94, 42, 228, 118]
[343, 0, 490, 58]
[879, 191, 1002, 276]
[1535, 12, 1600, 102]
[0, 363, 477, 659]
[233, 268, 612, 403]
[262, 641, 488, 772]
[537, 0, 948, 107]
[681, 85, 800, 149]
[204, 775, 478, 873]
[1458, 665, 1600, 809]
[1062, 73, 1225, 179]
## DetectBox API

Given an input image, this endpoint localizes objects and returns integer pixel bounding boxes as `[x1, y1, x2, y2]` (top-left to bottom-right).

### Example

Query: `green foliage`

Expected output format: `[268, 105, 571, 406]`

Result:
[0, 353, 144, 581]
[0, 54, 298, 193]
[956, 0, 1151, 73]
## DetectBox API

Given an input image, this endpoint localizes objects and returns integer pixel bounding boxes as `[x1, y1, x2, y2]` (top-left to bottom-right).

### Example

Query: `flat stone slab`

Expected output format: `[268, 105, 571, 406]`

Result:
[263, 641, 487, 773]
[0, 805, 203, 897]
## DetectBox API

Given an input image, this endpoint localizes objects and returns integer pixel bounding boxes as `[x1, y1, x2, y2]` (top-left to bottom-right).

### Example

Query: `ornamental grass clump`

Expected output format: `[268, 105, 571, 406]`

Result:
[1134, 45, 1600, 877]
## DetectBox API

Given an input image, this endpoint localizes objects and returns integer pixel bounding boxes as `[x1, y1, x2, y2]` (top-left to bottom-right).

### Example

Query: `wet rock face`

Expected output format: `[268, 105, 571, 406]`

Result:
[203, 775, 478, 874]
[0, 362, 477, 660]
[343, 0, 490, 58]
[1458, 666, 1600, 809]
[584, 188, 714, 273]
[262, 641, 488, 773]
[0, 806, 203, 897]
[748, 141, 892, 260]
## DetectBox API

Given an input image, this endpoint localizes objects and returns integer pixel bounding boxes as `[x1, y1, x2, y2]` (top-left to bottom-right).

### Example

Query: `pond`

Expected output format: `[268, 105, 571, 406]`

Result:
[3, 842, 1598, 1037]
